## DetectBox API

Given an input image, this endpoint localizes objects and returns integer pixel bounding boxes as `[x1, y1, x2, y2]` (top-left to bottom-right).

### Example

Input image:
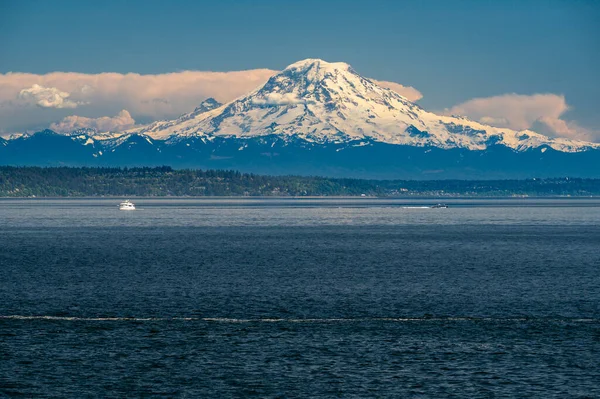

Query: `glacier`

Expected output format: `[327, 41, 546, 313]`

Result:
[1, 59, 599, 178]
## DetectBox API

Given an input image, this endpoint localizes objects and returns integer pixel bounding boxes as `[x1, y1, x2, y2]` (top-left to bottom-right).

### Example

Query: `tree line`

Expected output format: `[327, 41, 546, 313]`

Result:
[0, 166, 599, 197]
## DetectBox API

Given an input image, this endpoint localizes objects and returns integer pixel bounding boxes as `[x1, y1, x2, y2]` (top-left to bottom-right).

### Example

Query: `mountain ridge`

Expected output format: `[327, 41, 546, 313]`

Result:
[1, 58, 599, 179]
[124, 58, 598, 153]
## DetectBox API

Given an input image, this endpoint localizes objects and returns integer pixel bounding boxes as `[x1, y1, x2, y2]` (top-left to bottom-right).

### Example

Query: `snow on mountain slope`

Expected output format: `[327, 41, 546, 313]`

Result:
[135, 98, 223, 137]
[120, 59, 597, 152]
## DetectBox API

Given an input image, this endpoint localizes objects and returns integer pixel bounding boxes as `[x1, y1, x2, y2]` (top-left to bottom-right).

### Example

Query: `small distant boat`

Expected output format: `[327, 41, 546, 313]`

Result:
[402, 203, 448, 209]
[119, 200, 135, 210]
[430, 203, 448, 209]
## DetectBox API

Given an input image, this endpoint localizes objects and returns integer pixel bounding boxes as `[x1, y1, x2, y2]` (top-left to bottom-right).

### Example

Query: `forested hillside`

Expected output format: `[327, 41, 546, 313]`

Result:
[1, 166, 599, 197]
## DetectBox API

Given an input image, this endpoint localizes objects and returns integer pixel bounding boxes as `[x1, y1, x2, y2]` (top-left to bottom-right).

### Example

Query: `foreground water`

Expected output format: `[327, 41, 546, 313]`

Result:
[1, 198, 599, 397]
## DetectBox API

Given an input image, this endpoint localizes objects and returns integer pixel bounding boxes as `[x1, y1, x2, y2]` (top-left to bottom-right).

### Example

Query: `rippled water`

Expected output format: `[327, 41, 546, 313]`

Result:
[1, 198, 599, 397]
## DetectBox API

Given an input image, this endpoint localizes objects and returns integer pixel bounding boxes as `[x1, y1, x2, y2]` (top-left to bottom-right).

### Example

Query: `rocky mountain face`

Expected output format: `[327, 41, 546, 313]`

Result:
[2, 59, 599, 178]
[126, 59, 599, 153]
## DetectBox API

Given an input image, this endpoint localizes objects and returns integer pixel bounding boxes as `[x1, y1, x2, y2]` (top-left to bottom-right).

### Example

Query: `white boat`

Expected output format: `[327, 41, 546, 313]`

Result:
[119, 200, 135, 210]
[402, 204, 448, 209]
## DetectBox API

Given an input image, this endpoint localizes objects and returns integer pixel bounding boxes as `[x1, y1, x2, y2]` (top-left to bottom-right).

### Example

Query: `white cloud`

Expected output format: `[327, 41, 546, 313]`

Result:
[537, 117, 594, 141]
[445, 93, 567, 130]
[372, 80, 423, 102]
[479, 116, 509, 126]
[445, 93, 596, 141]
[18, 84, 80, 108]
[50, 110, 136, 133]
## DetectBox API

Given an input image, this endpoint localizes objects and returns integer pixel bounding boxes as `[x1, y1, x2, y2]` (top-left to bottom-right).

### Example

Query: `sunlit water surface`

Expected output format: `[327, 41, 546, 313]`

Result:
[1, 198, 599, 397]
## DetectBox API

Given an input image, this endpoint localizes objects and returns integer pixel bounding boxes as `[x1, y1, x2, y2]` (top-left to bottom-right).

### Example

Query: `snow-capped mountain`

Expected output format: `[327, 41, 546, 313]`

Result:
[2, 59, 600, 178]
[128, 58, 598, 153]
[136, 98, 223, 137]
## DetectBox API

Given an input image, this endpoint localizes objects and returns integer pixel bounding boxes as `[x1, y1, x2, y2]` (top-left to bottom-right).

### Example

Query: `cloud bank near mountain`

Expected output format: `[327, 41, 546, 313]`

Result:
[18, 84, 81, 109]
[0, 69, 594, 141]
[445, 93, 596, 141]
[50, 110, 136, 133]
[372, 80, 423, 102]
[0, 70, 277, 134]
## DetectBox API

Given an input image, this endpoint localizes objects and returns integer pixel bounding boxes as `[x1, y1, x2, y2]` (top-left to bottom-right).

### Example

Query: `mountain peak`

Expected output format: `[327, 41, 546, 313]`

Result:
[193, 98, 222, 113]
[284, 58, 352, 72]
[178, 98, 222, 122]
[125, 58, 599, 153]
[281, 59, 355, 84]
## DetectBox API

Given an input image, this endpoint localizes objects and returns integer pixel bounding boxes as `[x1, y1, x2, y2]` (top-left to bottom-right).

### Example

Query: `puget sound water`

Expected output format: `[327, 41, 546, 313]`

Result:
[1, 198, 599, 397]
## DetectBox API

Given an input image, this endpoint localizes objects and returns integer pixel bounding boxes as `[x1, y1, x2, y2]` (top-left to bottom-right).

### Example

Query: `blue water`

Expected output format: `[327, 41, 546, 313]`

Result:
[1, 199, 599, 397]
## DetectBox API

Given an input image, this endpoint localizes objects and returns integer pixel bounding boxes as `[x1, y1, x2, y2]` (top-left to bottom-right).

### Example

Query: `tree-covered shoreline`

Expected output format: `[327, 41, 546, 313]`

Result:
[1, 166, 599, 197]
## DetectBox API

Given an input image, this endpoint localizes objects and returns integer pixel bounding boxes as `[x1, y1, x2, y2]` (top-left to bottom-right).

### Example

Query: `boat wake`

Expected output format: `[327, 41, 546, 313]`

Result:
[1, 315, 596, 323]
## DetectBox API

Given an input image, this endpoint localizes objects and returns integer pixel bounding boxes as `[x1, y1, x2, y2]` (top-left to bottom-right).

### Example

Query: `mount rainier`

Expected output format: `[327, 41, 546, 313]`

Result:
[2, 59, 599, 178]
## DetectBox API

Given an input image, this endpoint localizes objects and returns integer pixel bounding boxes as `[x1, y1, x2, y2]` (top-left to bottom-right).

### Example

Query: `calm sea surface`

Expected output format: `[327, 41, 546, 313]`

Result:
[1, 198, 599, 397]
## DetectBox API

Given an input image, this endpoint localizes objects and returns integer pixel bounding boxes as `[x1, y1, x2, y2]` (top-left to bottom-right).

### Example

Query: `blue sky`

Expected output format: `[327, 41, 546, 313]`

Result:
[0, 0, 598, 137]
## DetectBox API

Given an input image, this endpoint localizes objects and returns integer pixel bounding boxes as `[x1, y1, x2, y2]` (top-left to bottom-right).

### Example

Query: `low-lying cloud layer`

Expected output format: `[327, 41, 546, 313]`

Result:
[50, 110, 136, 133]
[445, 93, 596, 141]
[0, 69, 277, 134]
[0, 69, 594, 142]
[372, 80, 423, 102]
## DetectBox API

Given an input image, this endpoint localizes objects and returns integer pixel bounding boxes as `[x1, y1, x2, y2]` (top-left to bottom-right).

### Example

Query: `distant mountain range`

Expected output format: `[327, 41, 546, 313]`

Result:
[2, 59, 599, 179]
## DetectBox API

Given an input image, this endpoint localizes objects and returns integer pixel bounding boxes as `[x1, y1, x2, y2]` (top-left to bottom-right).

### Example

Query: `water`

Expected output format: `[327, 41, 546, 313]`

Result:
[1, 198, 599, 397]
